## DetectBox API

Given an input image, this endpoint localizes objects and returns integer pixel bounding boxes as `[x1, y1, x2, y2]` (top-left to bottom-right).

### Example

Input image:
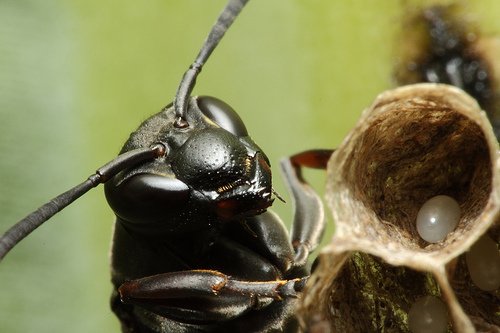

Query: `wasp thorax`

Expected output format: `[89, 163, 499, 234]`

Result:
[299, 83, 500, 332]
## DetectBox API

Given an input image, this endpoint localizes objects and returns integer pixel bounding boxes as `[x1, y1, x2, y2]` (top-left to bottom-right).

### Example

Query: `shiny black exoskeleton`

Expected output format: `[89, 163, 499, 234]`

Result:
[104, 96, 326, 332]
[0, 1, 331, 331]
[106, 97, 273, 232]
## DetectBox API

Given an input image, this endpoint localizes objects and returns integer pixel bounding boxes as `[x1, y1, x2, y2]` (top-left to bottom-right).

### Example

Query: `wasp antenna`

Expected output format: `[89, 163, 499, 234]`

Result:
[174, 0, 249, 124]
[272, 188, 286, 204]
[0, 144, 165, 261]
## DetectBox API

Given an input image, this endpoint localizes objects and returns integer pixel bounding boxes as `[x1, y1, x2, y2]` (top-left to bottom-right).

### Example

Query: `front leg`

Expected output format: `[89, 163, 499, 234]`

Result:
[118, 270, 307, 325]
[280, 149, 334, 267]
[227, 210, 295, 274]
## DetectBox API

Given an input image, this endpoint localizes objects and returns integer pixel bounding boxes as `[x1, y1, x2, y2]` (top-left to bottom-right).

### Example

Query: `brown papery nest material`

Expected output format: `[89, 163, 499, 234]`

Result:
[299, 83, 500, 333]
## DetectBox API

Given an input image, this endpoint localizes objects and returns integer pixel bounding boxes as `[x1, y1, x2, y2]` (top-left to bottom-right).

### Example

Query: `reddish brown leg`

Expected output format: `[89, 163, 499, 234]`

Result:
[119, 270, 306, 324]
[280, 149, 334, 267]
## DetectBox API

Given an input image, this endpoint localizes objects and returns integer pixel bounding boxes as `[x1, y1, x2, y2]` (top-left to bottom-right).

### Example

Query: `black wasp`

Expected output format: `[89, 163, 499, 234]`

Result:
[0, 0, 333, 332]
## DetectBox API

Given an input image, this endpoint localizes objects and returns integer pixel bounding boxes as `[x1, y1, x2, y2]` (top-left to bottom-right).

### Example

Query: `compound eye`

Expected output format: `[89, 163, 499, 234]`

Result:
[197, 96, 248, 136]
[104, 174, 190, 226]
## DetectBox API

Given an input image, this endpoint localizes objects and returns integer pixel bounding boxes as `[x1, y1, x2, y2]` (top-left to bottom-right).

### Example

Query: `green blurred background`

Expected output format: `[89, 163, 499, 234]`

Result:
[0, 1, 498, 332]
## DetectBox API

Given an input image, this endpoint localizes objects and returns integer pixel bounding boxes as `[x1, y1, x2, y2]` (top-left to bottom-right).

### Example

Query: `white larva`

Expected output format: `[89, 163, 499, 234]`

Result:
[466, 234, 500, 291]
[408, 295, 448, 333]
[416, 195, 460, 243]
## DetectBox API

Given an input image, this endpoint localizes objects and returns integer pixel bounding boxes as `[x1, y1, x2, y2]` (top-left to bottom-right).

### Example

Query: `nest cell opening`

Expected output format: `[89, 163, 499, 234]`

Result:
[325, 252, 446, 333]
[344, 97, 492, 250]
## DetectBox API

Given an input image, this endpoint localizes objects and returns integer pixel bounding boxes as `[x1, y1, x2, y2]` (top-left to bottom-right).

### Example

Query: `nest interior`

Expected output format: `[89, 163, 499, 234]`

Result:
[324, 251, 447, 333]
[342, 95, 492, 251]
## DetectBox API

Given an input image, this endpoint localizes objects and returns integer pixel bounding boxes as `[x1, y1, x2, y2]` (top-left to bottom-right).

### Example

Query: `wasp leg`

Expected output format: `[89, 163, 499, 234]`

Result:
[222, 210, 295, 274]
[118, 270, 306, 324]
[280, 149, 334, 268]
[207, 235, 283, 280]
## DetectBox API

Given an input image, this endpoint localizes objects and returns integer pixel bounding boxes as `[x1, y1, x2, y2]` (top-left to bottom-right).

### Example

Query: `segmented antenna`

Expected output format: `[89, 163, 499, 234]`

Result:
[0, 144, 165, 260]
[173, 0, 249, 128]
[0, 0, 251, 260]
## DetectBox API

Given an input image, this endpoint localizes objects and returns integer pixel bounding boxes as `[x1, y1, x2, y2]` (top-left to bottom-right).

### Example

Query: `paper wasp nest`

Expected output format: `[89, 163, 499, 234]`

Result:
[299, 83, 500, 333]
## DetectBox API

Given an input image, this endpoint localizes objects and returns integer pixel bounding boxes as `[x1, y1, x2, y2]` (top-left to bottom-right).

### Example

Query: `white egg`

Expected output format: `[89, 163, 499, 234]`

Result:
[416, 195, 460, 243]
[408, 295, 448, 333]
[466, 234, 500, 291]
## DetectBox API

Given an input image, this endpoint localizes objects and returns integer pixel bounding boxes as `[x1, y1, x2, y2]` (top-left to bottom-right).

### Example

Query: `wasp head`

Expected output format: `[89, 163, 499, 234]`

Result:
[170, 97, 274, 220]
